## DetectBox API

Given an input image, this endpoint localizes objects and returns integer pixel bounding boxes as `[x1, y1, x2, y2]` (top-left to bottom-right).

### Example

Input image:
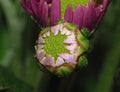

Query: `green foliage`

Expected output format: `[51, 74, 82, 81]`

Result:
[0, 66, 33, 92]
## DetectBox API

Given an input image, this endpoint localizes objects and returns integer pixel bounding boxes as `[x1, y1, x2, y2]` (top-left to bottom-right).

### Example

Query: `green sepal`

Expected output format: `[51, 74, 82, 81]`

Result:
[57, 66, 72, 76]
[78, 55, 88, 67]
[77, 31, 89, 52]
[81, 29, 90, 38]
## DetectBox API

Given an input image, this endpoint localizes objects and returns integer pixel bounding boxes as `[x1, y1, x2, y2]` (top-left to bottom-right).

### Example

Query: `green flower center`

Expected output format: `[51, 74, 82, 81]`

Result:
[61, 0, 89, 17]
[43, 31, 69, 60]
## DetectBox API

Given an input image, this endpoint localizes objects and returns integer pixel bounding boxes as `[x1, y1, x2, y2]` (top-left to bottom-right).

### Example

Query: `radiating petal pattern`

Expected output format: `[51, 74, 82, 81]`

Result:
[21, 0, 110, 76]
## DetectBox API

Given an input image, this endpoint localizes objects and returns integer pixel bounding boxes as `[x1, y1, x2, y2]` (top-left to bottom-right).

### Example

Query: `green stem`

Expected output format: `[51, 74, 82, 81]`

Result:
[94, 26, 120, 92]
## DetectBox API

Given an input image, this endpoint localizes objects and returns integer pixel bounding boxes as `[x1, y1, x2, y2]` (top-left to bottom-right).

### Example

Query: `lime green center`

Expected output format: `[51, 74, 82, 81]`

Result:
[43, 31, 69, 60]
[61, 0, 89, 17]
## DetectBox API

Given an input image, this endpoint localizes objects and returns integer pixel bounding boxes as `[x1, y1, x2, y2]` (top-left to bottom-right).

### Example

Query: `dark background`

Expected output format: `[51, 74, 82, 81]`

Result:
[0, 0, 120, 92]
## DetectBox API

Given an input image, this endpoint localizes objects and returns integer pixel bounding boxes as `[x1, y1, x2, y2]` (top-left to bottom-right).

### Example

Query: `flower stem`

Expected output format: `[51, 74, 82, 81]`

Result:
[94, 26, 120, 92]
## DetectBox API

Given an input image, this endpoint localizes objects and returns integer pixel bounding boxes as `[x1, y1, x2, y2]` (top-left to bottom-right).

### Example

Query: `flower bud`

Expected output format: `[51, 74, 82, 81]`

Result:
[35, 22, 89, 76]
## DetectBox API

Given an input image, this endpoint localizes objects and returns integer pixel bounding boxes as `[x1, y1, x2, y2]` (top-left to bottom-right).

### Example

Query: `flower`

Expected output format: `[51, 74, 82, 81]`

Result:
[20, 0, 60, 27]
[65, 0, 109, 31]
[21, 0, 109, 76]
[21, 0, 109, 31]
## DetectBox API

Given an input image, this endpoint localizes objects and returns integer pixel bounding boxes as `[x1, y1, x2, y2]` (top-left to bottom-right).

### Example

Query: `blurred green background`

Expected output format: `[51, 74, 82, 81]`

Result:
[0, 0, 120, 92]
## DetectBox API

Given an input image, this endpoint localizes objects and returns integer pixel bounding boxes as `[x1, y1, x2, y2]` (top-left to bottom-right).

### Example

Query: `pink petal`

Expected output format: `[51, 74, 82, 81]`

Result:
[59, 54, 76, 64]
[55, 57, 64, 66]
[38, 37, 45, 44]
[51, 24, 63, 35]
[51, 26, 59, 35]
[65, 44, 75, 52]
[64, 35, 76, 44]
[38, 45, 43, 50]
[42, 56, 55, 67]
[37, 51, 45, 61]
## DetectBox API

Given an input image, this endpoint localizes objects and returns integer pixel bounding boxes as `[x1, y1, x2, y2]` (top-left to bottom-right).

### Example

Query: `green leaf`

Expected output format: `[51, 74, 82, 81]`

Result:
[0, 66, 33, 92]
[0, 28, 9, 62]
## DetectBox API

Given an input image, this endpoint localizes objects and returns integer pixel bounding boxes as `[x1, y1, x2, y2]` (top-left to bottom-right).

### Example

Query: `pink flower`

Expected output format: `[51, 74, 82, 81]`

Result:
[21, 0, 110, 76]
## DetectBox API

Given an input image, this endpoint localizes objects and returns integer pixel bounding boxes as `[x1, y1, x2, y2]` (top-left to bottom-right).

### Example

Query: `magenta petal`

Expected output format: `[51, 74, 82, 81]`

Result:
[50, 0, 61, 25]
[95, 0, 109, 28]
[59, 54, 76, 64]
[82, 1, 97, 31]
[38, 1, 48, 26]
[82, 5, 92, 31]
[90, 2, 98, 27]
[20, 0, 33, 14]
[85, 1, 97, 31]
[64, 5, 73, 23]
[103, 0, 109, 9]
[73, 5, 84, 29]
[45, 0, 52, 3]
[30, 0, 39, 19]
[38, 0, 44, 20]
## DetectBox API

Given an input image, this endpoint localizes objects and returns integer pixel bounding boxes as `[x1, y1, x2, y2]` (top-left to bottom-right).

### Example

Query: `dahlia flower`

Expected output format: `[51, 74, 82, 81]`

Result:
[21, 0, 109, 76]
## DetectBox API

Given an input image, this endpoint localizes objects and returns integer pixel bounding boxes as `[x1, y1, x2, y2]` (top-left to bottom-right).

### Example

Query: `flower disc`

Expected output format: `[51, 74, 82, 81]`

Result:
[35, 22, 89, 76]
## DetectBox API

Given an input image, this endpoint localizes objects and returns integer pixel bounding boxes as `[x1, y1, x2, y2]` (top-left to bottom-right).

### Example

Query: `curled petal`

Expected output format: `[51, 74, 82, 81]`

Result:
[30, 0, 39, 19]
[83, 1, 98, 31]
[50, 0, 61, 25]
[38, 1, 48, 26]
[95, 0, 109, 28]
[73, 5, 84, 29]
[20, 0, 33, 14]
[64, 5, 73, 23]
